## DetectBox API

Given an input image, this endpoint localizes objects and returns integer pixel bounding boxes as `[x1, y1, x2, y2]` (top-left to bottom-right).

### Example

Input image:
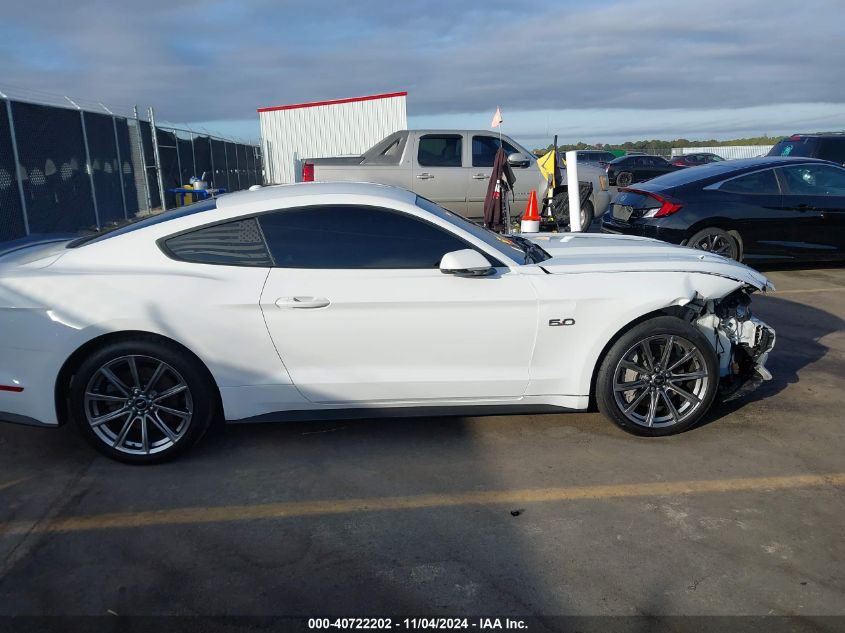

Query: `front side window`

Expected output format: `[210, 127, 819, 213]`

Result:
[418, 135, 463, 167]
[258, 205, 484, 269]
[719, 169, 780, 195]
[472, 136, 520, 167]
[162, 218, 273, 266]
[780, 164, 845, 196]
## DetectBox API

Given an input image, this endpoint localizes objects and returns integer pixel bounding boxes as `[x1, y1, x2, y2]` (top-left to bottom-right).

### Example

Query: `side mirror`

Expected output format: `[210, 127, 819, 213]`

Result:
[439, 249, 495, 276]
[507, 152, 531, 168]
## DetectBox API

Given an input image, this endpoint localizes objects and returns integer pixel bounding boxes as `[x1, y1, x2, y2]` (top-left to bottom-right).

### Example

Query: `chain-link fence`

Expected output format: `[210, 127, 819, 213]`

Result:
[153, 123, 261, 210]
[0, 92, 262, 242]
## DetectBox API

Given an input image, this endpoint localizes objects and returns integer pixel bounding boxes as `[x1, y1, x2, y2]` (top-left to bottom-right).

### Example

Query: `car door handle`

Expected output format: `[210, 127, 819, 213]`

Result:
[275, 296, 330, 309]
[472, 173, 488, 180]
[416, 173, 434, 180]
[794, 204, 816, 212]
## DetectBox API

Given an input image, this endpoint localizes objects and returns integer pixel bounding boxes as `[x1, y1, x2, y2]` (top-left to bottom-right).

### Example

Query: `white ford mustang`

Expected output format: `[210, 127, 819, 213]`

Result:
[0, 182, 775, 463]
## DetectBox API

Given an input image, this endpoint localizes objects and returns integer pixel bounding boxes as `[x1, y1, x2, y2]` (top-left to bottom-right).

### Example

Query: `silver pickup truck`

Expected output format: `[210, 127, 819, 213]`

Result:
[301, 130, 610, 228]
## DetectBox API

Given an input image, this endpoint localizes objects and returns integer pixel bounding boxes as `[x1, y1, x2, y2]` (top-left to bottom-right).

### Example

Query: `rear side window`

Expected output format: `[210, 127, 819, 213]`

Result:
[162, 218, 273, 266]
[418, 135, 462, 167]
[472, 136, 520, 167]
[719, 169, 780, 194]
[258, 205, 476, 269]
[769, 138, 818, 158]
[362, 134, 407, 165]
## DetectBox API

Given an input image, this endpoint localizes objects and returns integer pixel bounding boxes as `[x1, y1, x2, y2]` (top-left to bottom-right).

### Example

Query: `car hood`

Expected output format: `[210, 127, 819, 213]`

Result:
[527, 232, 773, 291]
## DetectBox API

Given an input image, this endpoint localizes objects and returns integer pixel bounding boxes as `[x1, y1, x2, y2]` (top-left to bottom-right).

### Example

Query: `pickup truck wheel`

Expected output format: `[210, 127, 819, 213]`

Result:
[596, 317, 718, 436]
[550, 195, 594, 231]
[580, 201, 594, 231]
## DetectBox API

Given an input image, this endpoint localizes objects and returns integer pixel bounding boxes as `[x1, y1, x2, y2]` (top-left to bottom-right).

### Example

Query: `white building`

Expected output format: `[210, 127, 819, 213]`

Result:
[672, 145, 774, 160]
[257, 91, 408, 184]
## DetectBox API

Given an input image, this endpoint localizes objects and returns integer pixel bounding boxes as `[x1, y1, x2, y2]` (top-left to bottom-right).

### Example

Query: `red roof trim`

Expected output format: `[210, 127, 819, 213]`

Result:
[257, 91, 407, 113]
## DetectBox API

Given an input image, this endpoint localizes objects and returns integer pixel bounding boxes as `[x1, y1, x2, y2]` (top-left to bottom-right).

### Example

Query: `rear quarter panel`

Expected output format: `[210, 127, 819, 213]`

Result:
[0, 240, 292, 425]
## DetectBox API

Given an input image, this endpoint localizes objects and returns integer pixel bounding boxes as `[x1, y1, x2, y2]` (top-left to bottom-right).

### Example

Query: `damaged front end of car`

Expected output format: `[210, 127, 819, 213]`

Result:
[689, 287, 776, 402]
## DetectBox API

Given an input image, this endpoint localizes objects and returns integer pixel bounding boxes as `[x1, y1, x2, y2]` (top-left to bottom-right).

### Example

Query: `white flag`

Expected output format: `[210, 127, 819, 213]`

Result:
[491, 107, 503, 128]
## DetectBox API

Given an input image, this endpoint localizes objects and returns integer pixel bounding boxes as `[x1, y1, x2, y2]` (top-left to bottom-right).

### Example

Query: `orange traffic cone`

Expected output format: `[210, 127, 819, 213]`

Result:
[521, 190, 541, 233]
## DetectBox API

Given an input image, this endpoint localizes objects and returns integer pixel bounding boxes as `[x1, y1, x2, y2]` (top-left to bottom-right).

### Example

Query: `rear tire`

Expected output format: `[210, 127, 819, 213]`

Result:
[687, 227, 740, 260]
[596, 316, 719, 437]
[70, 338, 216, 464]
[616, 172, 633, 188]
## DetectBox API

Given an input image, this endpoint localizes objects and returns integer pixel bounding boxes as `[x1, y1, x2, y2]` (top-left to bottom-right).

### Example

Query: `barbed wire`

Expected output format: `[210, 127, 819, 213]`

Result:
[0, 83, 257, 146]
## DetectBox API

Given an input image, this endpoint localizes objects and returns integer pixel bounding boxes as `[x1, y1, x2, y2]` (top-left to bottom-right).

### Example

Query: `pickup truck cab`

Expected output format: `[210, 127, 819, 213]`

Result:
[302, 130, 610, 226]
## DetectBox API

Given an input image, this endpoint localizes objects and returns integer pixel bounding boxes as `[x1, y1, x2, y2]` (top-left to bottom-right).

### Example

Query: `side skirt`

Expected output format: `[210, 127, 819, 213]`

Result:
[228, 403, 579, 425]
[0, 411, 57, 428]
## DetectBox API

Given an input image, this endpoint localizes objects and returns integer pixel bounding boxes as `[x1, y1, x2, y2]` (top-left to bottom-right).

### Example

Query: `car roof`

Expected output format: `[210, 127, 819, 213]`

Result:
[633, 156, 836, 191]
[610, 154, 659, 162]
[217, 181, 417, 210]
[70, 182, 419, 249]
[781, 132, 845, 138]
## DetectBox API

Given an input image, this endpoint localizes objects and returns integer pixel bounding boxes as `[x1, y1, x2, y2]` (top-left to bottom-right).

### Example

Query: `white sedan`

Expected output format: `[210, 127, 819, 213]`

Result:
[0, 182, 775, 463]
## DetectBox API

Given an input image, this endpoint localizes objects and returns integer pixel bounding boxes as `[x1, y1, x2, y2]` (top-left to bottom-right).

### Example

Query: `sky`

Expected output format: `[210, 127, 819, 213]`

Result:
[1, 0, 844, 148]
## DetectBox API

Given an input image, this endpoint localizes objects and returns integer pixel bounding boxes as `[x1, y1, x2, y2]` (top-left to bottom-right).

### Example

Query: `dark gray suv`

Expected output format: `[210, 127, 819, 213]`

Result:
[769, 134, 845, 165]
[574, 150, 617, 166]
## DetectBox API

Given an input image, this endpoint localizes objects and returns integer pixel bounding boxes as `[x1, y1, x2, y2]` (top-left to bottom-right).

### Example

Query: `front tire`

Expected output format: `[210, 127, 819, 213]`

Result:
[596, 317, 718, 436]
[70, 338, 216, 464]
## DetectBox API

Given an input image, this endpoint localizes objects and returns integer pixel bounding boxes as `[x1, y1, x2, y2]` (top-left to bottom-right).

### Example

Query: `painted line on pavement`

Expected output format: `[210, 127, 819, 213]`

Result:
[0, 477, 29, 493]
[1, 473, 843, 536]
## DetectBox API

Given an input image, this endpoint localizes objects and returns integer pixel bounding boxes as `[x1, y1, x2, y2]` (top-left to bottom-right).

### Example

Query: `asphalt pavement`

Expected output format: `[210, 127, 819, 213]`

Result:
[0, 265, 843, 626]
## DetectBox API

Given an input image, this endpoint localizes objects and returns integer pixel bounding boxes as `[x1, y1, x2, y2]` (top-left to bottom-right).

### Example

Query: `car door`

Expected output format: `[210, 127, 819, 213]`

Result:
[257, 204, 538, 403]
[711, 167, 790, 260]
[466, 134, 534, 221]
[650, 156, 674, 177]
[630, 156, 650, 182]
[412, 134, 468, 216]
[777, 163, 845, 259]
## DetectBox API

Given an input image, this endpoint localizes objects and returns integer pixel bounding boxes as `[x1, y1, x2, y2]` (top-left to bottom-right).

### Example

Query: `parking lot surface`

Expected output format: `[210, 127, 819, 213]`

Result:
[0, 265, 843, 621]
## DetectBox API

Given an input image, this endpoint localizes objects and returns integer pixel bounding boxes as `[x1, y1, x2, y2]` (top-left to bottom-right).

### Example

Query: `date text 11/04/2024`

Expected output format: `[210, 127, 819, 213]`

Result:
[307, 618, 528, 629]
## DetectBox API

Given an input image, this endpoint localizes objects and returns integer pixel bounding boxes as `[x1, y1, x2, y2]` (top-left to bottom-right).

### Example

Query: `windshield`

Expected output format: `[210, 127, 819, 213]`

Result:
[415, 196, 550, 265]
[68, 199, 219, 248]
[506, 138, 535, 158]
